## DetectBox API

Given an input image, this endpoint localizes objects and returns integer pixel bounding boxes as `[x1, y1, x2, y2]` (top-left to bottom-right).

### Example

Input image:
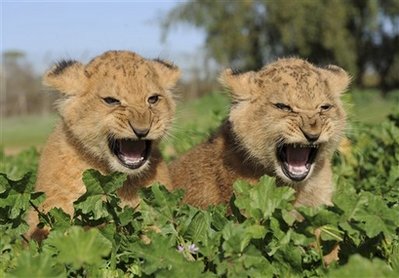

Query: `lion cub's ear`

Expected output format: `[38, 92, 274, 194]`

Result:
[150, 59, 181, 89]
[43, 60, 86, 95]
[219, 69, 256, 101]
[322, 65, 351, 95]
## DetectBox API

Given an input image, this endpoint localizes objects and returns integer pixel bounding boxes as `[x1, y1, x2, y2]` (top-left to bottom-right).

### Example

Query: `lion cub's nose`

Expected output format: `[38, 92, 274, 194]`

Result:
[302, 130, 320, 143]
[132, 127, 150, 139]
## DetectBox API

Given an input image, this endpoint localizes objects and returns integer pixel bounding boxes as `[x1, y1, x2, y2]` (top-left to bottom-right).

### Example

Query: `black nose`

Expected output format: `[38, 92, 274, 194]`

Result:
[302, 130, 320, 143]
[132, 127, 150, 138]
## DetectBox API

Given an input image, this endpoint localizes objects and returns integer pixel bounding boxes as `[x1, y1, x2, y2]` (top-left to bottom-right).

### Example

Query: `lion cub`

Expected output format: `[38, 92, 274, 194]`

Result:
[170, 58, 350, 209]
[28, 50, 180, 240]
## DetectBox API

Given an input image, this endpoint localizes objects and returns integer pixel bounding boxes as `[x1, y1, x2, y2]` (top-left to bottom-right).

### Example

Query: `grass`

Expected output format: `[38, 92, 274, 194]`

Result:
[1, 89, 398, 155]
[1, 114, 58, 153]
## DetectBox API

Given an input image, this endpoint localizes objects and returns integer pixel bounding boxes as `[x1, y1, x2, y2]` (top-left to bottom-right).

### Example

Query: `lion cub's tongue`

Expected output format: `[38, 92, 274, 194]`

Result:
[286, 145, 310, 170]
[119, 139, 146, 163]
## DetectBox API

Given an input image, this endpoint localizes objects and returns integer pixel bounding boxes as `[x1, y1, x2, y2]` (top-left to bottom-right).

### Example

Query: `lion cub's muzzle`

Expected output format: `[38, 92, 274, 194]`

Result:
[108, 138, 152, 169]
[277, 143, 319, 181]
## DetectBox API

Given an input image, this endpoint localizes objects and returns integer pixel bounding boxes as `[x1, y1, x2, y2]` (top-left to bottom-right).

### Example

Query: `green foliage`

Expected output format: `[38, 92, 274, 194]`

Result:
[1, 105, 399, 276]
[163, 91, 229, 160]
[0, 148, 39, 180]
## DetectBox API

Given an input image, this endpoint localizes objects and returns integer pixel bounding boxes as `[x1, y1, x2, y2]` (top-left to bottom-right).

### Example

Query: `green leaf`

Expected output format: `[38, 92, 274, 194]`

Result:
[127, 233, 205, 277]
[217, 245, 273, 277]
[46, 207, 72, 230]
[45, 226, 112, 269]
[391, 243, 399, 271]
[319, 225, 344, 242]
[222, 221, 266, 255]
[117, 206, 135, 226]
[83, 169, 127, 194]
[74, 170, 126, 219]
[8, 251, 65, 277]
[0, 173, 36, 219]
[333, 184, 368, 221]
[185, 211, 210, 243]
[0, 175, 7, 194]
[140, 184, 183, 210]
[233, 176, 295, 221]
[354, 192, 399, 240]
[328, 255, 397, 278]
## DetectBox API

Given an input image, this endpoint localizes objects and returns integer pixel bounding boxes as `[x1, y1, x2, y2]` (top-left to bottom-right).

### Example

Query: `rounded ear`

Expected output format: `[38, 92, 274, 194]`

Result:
[150, 59, 181, 89]
[219, 69, 256, 101]
[322, 65, 351, 95]
[43, 60, 86, 95]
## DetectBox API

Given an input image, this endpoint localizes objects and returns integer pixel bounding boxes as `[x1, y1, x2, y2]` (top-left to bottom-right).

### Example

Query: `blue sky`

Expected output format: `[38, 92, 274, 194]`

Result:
[2, 0, 205, 73]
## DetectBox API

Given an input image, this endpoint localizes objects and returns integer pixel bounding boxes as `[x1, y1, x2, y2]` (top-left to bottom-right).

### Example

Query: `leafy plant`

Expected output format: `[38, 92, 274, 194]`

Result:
[0, 108, 398, 277]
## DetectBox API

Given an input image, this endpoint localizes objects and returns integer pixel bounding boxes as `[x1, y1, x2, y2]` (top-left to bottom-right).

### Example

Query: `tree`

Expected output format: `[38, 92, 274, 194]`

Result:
[162, 0, 399, 92]
[1, 50, 51, 116]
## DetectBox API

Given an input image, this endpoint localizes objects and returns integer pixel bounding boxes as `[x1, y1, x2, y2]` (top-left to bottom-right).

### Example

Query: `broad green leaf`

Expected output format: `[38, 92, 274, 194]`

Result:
[47, 207, 72, 230]
[82, 169, 126, 194]
[217, 245, 273, 278]
[45, 226, 112, 269]
[233, 176, 295, 221]
[222, 221, 266, 255]
[74, 170, 126, 219]
[0, 173, 36, 219]
[128, 233, 206, 277]
[354, 192, 399, 240]
[117, 206, 135, 226]
[8, 251, 65, 277]
[328, 255, 398, 278]
[185, 211, 210, 243]
[140, 184, 183, 209]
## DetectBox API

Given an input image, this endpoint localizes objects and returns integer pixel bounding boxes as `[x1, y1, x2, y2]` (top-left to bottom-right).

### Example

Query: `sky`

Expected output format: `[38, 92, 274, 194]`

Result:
[1, 0, 206, 74]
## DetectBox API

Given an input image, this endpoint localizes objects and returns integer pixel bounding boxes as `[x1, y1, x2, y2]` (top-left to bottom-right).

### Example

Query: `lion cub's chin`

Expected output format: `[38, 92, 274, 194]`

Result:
[109, 159, 151, 175]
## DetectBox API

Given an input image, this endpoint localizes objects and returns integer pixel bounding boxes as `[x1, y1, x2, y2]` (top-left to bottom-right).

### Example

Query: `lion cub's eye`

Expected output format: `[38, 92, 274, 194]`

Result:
[320, 104, 333, 111]
[274, 103, 292, 112]
[148, 95, 160, 105]
[102, 97, 121, 106]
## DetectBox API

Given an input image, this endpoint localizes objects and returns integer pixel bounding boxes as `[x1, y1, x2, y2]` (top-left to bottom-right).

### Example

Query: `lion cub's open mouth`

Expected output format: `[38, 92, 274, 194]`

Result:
[108, 138, 152, 169]
[277, 143, 319, 181]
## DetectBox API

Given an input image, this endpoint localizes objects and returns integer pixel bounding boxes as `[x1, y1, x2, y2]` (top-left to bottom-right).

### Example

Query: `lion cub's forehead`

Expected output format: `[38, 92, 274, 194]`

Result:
[83, 51, 162, 98]
[85, 51, 157, 82]
[257, 59, 330, 105]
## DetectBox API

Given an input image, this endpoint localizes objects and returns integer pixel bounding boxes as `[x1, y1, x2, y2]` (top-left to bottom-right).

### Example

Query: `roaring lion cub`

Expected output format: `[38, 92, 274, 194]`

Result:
[28, 50, 180, 240]
[170, 58, 350, 209]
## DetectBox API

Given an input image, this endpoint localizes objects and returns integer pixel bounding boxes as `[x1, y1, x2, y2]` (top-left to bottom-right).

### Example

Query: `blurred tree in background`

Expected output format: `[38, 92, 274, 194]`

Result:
[162, 0, 399, 94]
[1, 51, 55, 117]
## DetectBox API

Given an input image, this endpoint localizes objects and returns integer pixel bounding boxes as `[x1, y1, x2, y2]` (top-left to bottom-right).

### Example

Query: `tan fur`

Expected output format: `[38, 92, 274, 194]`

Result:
[170, 58, 350, 209]
[27, 50, 180, 241]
